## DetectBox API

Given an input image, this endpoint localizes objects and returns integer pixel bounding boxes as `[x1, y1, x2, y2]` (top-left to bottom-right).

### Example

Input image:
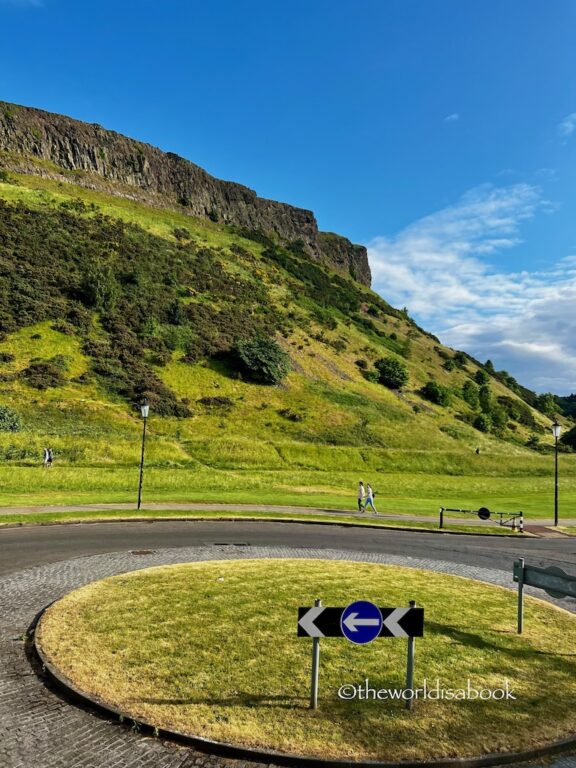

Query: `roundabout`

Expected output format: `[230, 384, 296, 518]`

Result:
[1, 520, 576, 768]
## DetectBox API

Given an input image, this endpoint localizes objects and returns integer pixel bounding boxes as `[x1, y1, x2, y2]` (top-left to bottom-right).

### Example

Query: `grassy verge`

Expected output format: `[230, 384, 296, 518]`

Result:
[0, 508, 516, 534]
[37, 560, 576, 761]
[0, 467, 574, 519]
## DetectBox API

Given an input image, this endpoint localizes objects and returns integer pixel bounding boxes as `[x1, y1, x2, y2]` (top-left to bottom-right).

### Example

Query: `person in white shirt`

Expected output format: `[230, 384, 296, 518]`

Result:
[364, 483, 377, 514]
[357, 481, 365, 512]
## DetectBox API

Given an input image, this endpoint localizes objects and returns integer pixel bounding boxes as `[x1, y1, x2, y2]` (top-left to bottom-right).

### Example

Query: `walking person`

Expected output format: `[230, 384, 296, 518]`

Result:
[47, 446, 54, 468]
[42, 447, 50, 468]
[357, 481, 365, 512]
[364, 483, 377, 514]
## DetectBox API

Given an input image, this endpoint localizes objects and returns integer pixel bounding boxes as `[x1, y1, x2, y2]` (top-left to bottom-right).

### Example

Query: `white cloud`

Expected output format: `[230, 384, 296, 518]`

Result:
[443, 113, 460, 123]
[367, 184, 576, 393]
[557, 112, 576, 138]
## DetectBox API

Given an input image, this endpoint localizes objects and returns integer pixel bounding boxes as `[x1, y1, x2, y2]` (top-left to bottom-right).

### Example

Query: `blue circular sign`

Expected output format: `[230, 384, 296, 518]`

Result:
[341, 600, 383, 644]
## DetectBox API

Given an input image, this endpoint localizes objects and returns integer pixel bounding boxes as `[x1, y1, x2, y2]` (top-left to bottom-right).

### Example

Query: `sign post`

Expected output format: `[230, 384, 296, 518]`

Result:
[298, 600, 424, 709]
[405, 600, 416, 710]
[310, 599, 321, 710]
[516, 558, 524, 634]
[513, 560, 576, 634]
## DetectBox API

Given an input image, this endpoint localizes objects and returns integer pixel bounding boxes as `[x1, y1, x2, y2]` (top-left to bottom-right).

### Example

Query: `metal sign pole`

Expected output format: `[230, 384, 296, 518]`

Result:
[405, 600, 416, 710]
[439, 507, 444, 529]
[517, 558, 524, 634]
[310, 598, 321, 709]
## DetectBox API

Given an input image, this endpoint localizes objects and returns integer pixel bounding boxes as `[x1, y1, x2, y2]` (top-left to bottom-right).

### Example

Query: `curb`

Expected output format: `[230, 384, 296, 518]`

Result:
[0, 514, 532, 537]
[32, 598, 576, 768]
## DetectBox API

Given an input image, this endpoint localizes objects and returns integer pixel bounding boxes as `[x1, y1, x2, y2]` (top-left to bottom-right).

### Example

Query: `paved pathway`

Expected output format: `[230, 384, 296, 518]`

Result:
[1, 538, 576, 768]
[0, 501, 574, 529]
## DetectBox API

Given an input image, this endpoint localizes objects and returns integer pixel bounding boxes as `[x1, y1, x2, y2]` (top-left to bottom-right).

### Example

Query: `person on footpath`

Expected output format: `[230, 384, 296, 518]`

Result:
[357, 481, 366, 512]
[364, 483, 377, 514]
[42, 447, 50, 468]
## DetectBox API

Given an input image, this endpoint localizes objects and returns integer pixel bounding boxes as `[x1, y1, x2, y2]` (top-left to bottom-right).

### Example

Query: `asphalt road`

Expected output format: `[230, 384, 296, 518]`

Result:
[2, 519, 576, 576]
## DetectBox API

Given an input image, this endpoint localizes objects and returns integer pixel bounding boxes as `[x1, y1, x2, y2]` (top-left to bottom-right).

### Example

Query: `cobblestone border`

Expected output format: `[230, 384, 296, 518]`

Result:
[29, 547, 576, 768]
[2, 544, 575, 768]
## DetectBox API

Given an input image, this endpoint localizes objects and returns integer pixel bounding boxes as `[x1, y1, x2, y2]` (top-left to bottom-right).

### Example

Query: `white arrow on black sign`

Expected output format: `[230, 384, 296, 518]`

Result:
[297, 606, 424, 638]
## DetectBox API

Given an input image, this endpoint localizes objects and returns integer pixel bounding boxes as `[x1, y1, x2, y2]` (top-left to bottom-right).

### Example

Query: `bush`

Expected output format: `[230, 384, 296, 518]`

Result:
[473, 414, 492, 432]
[0, 352, 15, 363]
[235, 337, 291, 385]
[0, 405, 21, 432]
[475, 369, 490, 385]
[278, 408, 304, 422]
[21, 360, 67, 389]
[374, 357, 408, 389]
[197, 396, 234, 408]
[421, 380, 451, 406]
[462, 381, 479, 408]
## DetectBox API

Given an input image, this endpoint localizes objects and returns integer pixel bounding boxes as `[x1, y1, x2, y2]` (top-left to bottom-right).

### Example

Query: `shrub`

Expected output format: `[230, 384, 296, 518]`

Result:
[21, 360, 66, 389]
[197, 396, 234, 408]
[462, 381, 479, 408]
[443, 359, 455, 372]
[473, 414, 492, 432]
[362, 369, 380, 384]
[235, 337, 291, 385]
[355, 359, 368, 370]
[0, 405, 21, 432]
[278, 408, 304, 422]
[0, 352, 15, 363]
[421, 380, 451, 406]
[479, 385, 492, 414]
[374, 357, 408, 389]
[475, 369, 490, 385]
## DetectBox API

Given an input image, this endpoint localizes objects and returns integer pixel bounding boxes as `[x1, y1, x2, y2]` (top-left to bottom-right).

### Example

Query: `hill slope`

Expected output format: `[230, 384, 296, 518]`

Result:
[0, 107, 573, 513]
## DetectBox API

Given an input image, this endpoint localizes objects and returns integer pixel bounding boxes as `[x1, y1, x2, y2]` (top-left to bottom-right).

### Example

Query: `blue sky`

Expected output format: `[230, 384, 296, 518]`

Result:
[1, 0, 576, 393]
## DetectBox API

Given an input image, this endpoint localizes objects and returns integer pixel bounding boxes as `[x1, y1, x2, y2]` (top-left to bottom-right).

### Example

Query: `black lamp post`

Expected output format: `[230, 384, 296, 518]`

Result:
[552, 420, 562, 527]
[137, 399, 149, 510]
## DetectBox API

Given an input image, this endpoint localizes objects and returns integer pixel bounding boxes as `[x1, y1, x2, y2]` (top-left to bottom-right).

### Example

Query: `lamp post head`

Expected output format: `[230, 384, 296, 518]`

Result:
[140, 399, 150, 419]
[552, 420, 562, 440]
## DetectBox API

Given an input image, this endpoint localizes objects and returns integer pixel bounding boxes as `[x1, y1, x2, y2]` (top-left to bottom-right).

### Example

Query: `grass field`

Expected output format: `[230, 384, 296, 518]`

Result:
[37, 560, 576, 760]
[0, 466, 573, 519]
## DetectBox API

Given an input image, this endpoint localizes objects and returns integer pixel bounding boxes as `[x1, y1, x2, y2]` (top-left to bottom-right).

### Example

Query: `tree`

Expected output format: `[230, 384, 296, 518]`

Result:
[374, 357, 409, 389]
[0, 405, 21, 432]
[462, 381, 479, 409]
[479, 385, 492, 414]
[475, 369, 490, 385]
[536, 392, 557, 418]
[473, 413, 492, 433]
[235, 337, 291, 385]
[421, 380, 451, 406]
[485, 359, 495, 374]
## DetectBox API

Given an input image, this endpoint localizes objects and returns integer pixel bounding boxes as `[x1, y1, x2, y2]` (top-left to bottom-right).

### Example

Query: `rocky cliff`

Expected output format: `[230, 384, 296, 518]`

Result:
[0, 101, 371, 286]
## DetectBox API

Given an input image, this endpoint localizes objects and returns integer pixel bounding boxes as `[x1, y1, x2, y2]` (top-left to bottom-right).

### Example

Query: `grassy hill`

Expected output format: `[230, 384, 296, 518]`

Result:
[0, 168, 574, 516]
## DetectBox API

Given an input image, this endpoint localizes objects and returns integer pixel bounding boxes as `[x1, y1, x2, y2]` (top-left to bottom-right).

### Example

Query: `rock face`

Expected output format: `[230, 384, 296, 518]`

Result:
[0, 101, 371, 286]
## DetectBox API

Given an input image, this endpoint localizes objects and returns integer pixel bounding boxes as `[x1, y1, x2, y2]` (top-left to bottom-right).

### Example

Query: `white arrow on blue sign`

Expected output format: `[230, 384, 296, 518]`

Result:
[341, 600, 383, 644]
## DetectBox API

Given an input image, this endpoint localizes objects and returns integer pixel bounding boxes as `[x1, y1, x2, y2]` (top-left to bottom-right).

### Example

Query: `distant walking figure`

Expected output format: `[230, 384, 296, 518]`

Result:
[364, 483, 377, 514]
[47, 447, 54, 467]
[357, 481, 366, 512]
[42, 447, 50, 468]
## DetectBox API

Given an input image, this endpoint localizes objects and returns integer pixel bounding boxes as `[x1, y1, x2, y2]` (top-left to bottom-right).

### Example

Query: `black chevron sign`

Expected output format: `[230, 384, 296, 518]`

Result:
[297, 605, 424, 638]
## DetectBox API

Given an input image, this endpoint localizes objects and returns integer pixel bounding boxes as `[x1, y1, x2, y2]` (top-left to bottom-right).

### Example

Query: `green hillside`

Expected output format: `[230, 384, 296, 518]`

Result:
[0, 169, 574, 514]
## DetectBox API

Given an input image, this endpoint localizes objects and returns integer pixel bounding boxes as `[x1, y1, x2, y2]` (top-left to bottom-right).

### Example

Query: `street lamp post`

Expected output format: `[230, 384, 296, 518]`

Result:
[137, 399, 150, 511]
[552, 420, 562, 527]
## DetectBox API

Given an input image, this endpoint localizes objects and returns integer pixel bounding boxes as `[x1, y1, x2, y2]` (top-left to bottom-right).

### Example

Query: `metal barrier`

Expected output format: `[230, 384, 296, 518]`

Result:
[439, 506, 524, 532]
